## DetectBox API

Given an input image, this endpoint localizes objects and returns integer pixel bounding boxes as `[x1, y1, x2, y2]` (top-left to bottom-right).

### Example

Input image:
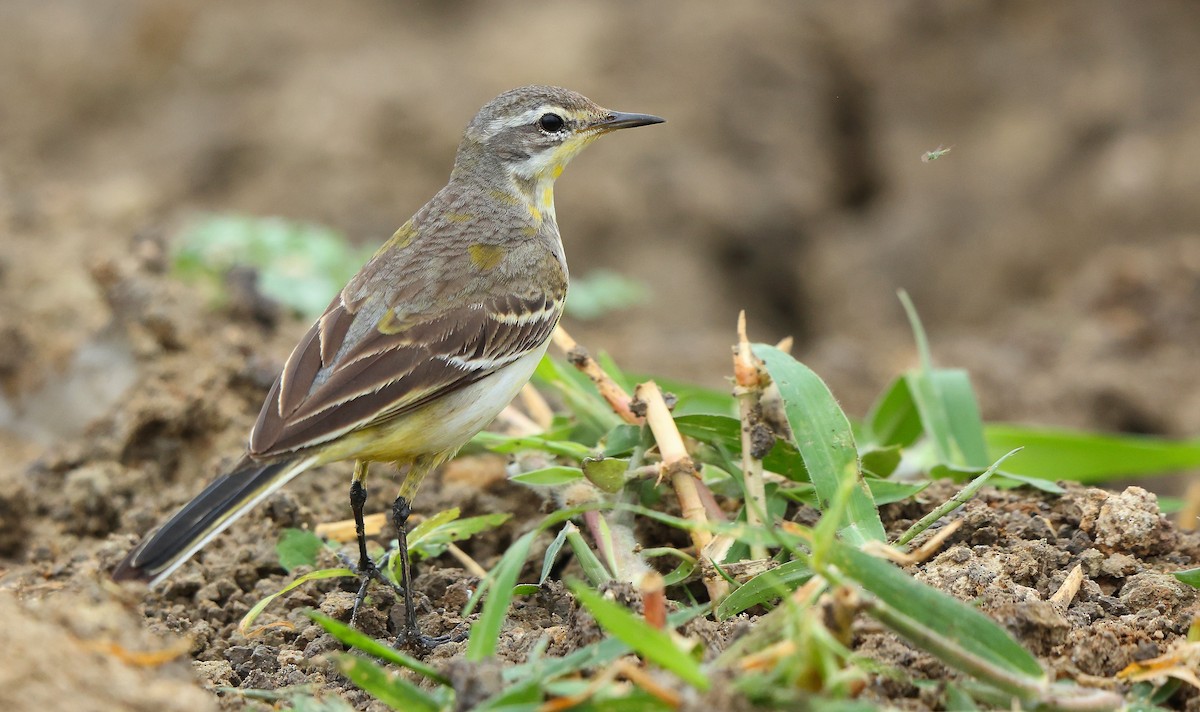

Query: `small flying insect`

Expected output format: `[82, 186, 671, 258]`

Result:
[921, 144, 953, 163]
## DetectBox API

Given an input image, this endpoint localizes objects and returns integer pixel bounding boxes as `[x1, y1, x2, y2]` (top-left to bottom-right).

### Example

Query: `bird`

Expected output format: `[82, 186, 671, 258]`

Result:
[113, 85, 664, 647]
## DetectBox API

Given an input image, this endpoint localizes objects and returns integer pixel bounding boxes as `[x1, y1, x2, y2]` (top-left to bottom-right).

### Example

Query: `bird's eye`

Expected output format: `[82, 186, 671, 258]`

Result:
[537, 113, 565, 132]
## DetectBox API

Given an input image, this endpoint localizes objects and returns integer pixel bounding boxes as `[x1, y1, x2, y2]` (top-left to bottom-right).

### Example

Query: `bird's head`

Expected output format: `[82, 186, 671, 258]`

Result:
[455, 85, 663, 189]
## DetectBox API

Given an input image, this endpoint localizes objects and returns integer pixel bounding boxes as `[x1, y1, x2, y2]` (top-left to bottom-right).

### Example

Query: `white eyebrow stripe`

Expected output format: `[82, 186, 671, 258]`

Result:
[487, 106, 564, 132]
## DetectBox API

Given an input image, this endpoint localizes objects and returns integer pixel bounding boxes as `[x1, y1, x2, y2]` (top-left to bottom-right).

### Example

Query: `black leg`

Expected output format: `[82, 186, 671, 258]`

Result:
[342, 462, 402, 627]
[392, 496, 421, 642]
[350, 479, 372, 571]
[392, 495, 464, 649]
[347, 478, 376, 626]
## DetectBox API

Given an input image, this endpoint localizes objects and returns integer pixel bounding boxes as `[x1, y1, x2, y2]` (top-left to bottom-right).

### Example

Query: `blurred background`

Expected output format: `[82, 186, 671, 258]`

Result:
[2, 0, 1199, 467]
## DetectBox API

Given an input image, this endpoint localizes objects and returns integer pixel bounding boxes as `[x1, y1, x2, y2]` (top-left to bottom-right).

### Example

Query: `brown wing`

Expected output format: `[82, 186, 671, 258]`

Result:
[248, 289, 561, 458]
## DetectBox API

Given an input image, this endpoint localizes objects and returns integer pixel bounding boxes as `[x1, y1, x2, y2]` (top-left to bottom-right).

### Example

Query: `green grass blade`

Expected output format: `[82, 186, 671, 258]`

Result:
[333, 654, 443, 712]
[568, 581, 709, 690]
[827, 540, 1045, 680]
[986, 424, 1200, 483]
[238, 568, 354, 636]
[307, 611, 449, 685]
[715, 559, 813, 619]
[533, 356, 621, 433]
[779, 479, 929, 508]
[930, 463, 1064, 493]
[465, 503, 610, 661]
[754, 344, 885, 544]
[931, 369, 989, 467]
[564, 522, 614, 585]
[540, 524, 571, 586]
[466, 528, 537, 661]
[406, 508, 461, 548]
[896, 449, 1021, 546]
[480, 607, 707, 711]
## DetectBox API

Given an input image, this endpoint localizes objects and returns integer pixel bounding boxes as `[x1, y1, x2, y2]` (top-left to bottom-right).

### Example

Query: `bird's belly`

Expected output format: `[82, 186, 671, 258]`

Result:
[330, 343, 549, 463]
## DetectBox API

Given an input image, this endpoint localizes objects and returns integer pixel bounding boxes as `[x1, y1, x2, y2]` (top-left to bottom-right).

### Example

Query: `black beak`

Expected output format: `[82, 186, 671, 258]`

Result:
[592, 111, 666, 131]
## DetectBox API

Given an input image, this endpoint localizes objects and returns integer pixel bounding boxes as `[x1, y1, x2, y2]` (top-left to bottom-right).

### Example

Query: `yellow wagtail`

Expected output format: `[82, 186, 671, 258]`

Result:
[113, 85, 663, 646]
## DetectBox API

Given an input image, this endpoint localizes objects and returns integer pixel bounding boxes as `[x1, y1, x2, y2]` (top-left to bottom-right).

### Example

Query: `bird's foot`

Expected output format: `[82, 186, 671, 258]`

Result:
[395, 625, 468, 651]
[338, 552, 404, 627]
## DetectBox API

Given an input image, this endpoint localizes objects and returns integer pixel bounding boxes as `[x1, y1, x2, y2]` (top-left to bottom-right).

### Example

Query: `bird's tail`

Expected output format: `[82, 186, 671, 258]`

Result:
[113, 455, 316, 586]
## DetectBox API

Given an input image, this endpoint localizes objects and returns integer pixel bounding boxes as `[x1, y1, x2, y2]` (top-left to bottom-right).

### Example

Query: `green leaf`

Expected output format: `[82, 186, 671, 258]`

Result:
[473, 431, 594, 460]
[308, 611, 448, 684]
[410, 512, 512, 560]
[754, 344, 885, 544]
[276, 528, 325, 572]
[540, 524, 571, 586]
[1172, 567, 1200, 588]
[568, 581, 709, 690]
[602, 424, 643, 456]
[715, 559, 813, 619]
[864, 377, 923, 448]
[581, 457, 628, 493]
[281, 694, 358, 712]
[510, 466, 585, 487]
[930, 464, 1064, 494]
[898, 449, 1021, 546]
[986, 424, 1200, 484]
[827, 540, 1045, 680]
[406, 508, 462, 549]
[860, 445, 903, 478]
[932, 369, 989, 467]
[333, 654, 443, 712]
[866, 479, 930, 505]
[896, 293, 989, 468]
[636, 376, 736, 416]
[674, 413, 809, 481]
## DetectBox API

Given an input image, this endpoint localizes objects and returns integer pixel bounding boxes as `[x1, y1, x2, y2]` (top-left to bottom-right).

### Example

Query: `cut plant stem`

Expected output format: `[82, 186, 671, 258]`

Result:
[1049, 564, 1083, 608]
[445, 542, 488, 578]
[553, 326, 643, 425]
[640, 571, 667, 629]
[496, 403, 542, 436]
[635, 380, 728, 602]
[863, 520, 962, 566]
[734, 311, 770, 559]
[519, 383, 555, 430]
[316, 512, 386, 542]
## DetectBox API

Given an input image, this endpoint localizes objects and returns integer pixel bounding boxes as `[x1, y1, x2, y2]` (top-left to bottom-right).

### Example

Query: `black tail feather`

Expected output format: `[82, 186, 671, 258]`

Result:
[113, 458, 301, 584]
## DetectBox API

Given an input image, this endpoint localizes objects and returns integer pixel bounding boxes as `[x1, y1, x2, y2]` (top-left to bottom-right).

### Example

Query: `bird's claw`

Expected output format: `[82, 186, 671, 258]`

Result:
[337, 552, 403, 627]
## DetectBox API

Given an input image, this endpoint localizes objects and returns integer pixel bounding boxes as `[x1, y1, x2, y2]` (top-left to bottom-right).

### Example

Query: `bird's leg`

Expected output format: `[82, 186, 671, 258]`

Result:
[391, 494, 466, 649]
[343, 460, 401, 626]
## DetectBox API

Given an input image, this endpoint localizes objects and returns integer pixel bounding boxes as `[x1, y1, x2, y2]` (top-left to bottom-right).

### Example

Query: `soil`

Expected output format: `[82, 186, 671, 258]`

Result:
[3, 2, 1200, 710]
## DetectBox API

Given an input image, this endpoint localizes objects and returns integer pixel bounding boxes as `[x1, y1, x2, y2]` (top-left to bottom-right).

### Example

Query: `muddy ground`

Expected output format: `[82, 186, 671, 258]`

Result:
[3, 1, 1200, 710]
